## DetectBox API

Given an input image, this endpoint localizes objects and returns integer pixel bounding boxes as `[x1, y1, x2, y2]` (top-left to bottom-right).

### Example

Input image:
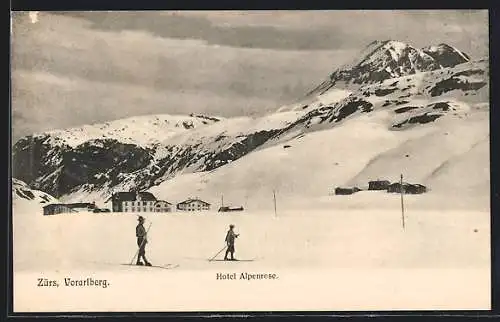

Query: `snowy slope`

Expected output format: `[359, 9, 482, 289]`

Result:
[270, 59, 487, 139]
[147, 107, 488, 211]
[12, 114, 222, 197]
[147, 112, 412, 208]
[145, 58, 488, 211]
[423, 43, 471, 67]
[58, 111, 304, 204]
[34, 114, 223, 148]
[346, 109, 489, 191]
[277, 41, 474, 116]
[424, 138, 489, 195]
[12, 178, 59, 212]
[12, 41, 488, 211]
[12, 39, 490, 312]
[276, 88, 352, 114]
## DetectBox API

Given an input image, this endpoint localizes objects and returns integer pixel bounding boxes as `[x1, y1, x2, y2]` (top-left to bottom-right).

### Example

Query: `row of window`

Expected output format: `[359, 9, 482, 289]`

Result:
[123, 201, 154, 206]
[123, 207, 171, 212]
[181, 206, 209, 210]
[117, 207, 210, 212]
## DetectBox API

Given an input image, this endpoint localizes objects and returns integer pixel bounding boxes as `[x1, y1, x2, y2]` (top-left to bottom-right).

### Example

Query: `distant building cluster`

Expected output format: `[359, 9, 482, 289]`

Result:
[111, 191, 212, 213]
[42, 191, 216, 216]
[334, 179, 428, 196]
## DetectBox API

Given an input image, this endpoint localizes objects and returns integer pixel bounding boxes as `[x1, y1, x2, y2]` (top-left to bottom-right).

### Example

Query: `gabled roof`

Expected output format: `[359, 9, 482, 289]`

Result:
[177, 198, 211, 206]
[138, 192, 157, 201]
[111, 191, 157, 202]
[155, 200, 172, 205]
[110, 192, 134, 202]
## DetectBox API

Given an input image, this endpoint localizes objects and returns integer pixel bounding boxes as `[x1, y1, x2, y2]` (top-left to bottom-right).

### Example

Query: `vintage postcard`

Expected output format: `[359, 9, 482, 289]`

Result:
[10, 10, 490, 313]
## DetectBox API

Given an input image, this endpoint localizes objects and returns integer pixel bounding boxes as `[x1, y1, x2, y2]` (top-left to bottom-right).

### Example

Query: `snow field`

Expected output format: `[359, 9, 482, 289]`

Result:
[13, 204, 489, 272]
[13, 202, 490, 312]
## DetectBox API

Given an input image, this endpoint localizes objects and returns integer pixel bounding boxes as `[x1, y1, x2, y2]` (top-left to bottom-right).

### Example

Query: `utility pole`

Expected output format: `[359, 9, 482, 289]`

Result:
[273, 190, 277, 218]
[400, 174, 405, 230]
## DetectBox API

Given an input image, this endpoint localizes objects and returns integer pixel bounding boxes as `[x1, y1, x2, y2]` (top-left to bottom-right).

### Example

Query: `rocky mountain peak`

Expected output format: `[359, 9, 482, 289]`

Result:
[308, 40, 471, 96]
[422, 43, 471, 67]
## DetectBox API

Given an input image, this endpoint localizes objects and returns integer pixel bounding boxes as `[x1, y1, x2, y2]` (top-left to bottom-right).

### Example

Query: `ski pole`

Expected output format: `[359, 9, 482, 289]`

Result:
[130, 222, 152, 265]
[208, 245, 228, 262]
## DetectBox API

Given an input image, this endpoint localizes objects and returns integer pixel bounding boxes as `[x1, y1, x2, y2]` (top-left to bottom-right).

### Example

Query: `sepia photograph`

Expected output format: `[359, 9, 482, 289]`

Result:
[10, 10, 490, 312]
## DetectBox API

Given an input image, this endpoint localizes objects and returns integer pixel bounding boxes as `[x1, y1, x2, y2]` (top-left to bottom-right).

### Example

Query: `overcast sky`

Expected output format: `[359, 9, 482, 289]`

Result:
[11, 10, 488, 141]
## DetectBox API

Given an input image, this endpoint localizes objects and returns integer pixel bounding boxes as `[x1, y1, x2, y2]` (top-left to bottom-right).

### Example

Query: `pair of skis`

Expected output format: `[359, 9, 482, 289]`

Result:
[209, 259, 255, 262]
[121, 263, 179, 270]
[127, 222, 254, 269]
[207, 245, 256, 262]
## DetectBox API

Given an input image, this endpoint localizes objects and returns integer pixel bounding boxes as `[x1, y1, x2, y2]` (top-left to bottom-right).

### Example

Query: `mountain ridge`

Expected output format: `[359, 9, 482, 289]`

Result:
[306, 40, 471, 97]
[12, 40, 488, 210]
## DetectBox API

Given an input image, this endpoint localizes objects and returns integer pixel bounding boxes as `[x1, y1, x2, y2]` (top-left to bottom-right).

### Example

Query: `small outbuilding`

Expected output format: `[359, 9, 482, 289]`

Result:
[368, 180, 391, 191]
[334, 187, 362, 195]
[387, 182, 427, 194]
[218, 206, 244, 212]
[43, 204, 77, 216]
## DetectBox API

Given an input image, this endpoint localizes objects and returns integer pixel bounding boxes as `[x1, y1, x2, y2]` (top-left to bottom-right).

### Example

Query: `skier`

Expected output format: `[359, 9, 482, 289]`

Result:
[136, 216, 152, 266]
[224, 224, 239, 261]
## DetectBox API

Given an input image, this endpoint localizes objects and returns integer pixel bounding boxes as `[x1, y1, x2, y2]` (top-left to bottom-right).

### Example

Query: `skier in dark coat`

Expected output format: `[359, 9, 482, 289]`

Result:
[136, 216, 152, 266]
[224, 224, 239, 261]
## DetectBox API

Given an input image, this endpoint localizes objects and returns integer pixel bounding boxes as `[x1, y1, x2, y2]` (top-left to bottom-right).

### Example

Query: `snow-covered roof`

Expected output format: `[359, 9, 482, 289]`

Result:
[177, 198, 211, 206]
[155, 200, 172, 205]
[112, 191, 157, 202]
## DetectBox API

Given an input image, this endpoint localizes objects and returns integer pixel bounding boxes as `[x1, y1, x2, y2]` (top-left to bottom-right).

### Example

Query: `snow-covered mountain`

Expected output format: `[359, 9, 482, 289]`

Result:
[144, 57, 488, 211]
[12, 40, 489, 210]
[13, 110, 302, 200]
[274, 59, 487, 135]
[422, 43, 471, 67]
[306, 40, 471, 96]
[17, 113, 223, 149]
[12, 114, 223, 197]
[12, 178, 58, 209]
